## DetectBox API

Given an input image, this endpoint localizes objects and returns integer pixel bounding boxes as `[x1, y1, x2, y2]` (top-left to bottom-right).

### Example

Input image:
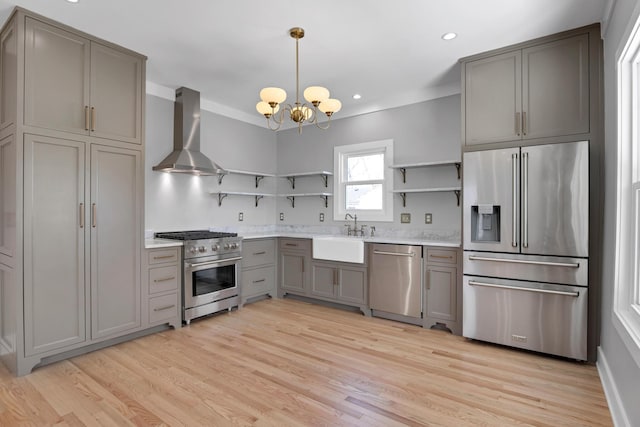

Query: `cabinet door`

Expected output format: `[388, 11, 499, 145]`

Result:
[311, 263, 337, 299]
[90, 42, 143, 144]
[337, 267, 366, 305]
[425, 265, 457, 321]
[23, 135, 86, 356]
[522, 34, 589, 140]
[0, 261, 16, 354]
[0, 17, 17, 131]
[0, 134, 16, 256]
[24, 18, 90, 135]
[464, 50, 522, 145]
[280, 251, 307, 294]
[90, 144, 142, 339]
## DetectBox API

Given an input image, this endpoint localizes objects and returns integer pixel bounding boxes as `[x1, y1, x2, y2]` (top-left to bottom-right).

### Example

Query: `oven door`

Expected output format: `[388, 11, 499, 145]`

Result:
[184, 256, 241, 309]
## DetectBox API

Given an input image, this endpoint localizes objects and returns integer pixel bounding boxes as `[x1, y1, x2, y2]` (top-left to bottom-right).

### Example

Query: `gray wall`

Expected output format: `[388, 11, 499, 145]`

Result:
[600, 0, 640, 424]
[145, 94, 278, 231]
[275, 95, 462, 232]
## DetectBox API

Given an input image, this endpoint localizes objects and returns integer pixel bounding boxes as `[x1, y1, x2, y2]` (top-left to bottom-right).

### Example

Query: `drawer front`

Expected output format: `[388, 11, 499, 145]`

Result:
[241, 266, 275, 297]
[148, 248, 179, 265]
[149, 293, 179, 324]
[426, 248, 458, 265]
[242, 239, 276, 268]
[149, 265, 179, 294]
[279, 238, 310, 252]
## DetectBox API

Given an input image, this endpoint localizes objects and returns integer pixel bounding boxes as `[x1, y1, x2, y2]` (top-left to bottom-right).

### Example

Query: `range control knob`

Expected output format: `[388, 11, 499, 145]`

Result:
[231, 243, 238, 250]
[189, 247, 197, 254]
[211, 244, 219, 252]
[198, 246, 206, 253]
[224, 243, 230, 250]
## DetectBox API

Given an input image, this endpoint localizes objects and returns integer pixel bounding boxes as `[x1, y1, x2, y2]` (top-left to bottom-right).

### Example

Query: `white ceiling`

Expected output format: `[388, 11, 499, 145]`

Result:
[0, 0, 607, 128]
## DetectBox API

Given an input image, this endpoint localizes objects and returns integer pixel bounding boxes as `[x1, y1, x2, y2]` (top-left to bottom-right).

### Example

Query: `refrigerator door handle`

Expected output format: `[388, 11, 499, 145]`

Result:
[512, 153, 518, 247]
[468, 280, 580, 297]
[468, 255, 580, 269]
[522, 152, 529, 248]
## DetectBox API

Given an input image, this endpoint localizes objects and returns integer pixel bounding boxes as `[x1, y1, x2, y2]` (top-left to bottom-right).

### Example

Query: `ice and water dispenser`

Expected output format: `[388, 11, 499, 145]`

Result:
[470, 204, 500, 242]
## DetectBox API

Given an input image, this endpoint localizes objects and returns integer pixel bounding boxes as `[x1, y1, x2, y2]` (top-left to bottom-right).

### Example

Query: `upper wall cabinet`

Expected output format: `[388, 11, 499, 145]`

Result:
[462, 32, 590, 146]
[24, 17, 143, 144]
[0, 17, 16, 132]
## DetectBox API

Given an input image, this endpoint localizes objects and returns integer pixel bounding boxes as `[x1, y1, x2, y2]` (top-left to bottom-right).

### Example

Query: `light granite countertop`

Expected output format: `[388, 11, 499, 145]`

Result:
[239, 232, 460, 248]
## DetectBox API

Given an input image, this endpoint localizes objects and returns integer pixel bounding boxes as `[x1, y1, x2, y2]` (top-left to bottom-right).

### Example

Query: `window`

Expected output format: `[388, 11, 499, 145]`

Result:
[334, 140, 393, 222]
[615, 11, 640, 367]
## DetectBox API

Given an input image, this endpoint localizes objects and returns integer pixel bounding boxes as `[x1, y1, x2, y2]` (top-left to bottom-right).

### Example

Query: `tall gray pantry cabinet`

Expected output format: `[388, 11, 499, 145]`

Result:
[0, 7, 146, 375]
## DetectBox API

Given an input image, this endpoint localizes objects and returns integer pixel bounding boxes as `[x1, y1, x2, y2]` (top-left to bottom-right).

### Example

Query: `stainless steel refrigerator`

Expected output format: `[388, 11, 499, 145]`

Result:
[462, 140, 589, 360]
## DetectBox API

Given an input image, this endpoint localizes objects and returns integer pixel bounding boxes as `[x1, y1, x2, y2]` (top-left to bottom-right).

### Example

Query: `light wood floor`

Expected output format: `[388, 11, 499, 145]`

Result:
[0, 298, 611, 426]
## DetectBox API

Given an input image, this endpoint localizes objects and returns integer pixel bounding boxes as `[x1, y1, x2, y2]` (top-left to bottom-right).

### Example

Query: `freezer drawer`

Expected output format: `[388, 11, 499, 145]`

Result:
[463, 252, 588, 287]
[463, 276, 587, 360]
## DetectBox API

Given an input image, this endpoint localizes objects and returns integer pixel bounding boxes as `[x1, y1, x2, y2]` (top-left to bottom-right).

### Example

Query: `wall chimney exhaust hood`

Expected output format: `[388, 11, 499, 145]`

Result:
[152, 87, 226, 176]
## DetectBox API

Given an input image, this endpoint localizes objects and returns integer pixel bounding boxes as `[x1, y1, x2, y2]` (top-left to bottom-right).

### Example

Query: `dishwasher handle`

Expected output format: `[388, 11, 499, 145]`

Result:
[373, 250, 415, 257]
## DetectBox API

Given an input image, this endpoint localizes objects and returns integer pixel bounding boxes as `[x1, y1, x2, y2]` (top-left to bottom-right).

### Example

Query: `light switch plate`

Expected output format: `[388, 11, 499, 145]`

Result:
[280, 212, 284, 221]
[425, 213, 432, 224]
[319, 213, 324, 222]
[238, 212, 243, 221]
[400, 213, 411, 223]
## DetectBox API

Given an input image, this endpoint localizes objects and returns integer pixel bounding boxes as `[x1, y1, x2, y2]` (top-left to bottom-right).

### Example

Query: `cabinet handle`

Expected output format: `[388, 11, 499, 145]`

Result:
[515, 112, 521, 136]
[333, 269, 338, 286]
[285, 243, 298, 247]
[79, 203, 84, 228]
[153, 255, 174, 260]
[253, 251, 267, 255]
[252, 278, 266, 284]
[301, 258, 304, 273]
[154, 276, 176, 283]
[522, 111, 527, 135]
[84, 106, 90, 131]
[91, 203, 97, 228]
[153, 304, 176, 312]
[430, 254, 453, 260]
[90, 107, 96, 132]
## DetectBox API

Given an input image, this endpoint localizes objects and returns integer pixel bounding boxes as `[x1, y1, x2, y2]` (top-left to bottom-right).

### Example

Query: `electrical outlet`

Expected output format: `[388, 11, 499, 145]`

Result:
[319, 213, 324, 222]
[238, 212, 243, 221]
[280, 212, 284, 221]
[425, 213, 432, 224]
[400, 213, 411, 224]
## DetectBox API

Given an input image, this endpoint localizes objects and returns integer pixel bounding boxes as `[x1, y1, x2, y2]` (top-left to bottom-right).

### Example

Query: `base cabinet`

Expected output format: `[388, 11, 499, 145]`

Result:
[279, 238, 311, 296]
[241, 238, 277, 306]
[424, 247, 462, 335]
[311, 261, 367, 309]
[144, 247, 180, 328]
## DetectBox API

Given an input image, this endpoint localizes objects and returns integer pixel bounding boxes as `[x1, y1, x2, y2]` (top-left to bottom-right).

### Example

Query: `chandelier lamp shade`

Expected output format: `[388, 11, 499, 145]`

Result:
[256, 27, 341, 133]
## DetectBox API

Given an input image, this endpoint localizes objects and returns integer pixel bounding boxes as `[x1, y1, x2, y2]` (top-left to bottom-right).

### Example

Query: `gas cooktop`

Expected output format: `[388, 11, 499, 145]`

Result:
[155, 230, 238, 241]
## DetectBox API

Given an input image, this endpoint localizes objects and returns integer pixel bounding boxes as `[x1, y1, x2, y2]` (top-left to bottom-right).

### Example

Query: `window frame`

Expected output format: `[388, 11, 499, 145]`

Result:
[333, 139, 394, 222]
[614, 10, 640, 368]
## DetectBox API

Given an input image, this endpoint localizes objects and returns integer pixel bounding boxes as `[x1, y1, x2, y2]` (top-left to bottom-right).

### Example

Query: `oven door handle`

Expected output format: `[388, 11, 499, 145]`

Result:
[186, 256, 242, 269]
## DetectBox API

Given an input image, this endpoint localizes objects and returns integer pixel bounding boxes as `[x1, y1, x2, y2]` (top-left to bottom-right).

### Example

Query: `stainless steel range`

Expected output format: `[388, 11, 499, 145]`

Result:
[154, 230, 242, 324]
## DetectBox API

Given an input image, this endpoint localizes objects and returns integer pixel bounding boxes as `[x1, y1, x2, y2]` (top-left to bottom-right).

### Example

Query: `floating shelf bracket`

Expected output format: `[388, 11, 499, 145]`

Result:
[287, 177, 296, 189]
[399, 168, 407, 184]
[255, 195, 264, 207]
[286, 196, 295, 208]
[255, 176, 264, 188]
[320, 174, 329, 187]
[217, 193, 228, 207]
[400, 192, 407, 207]
[454, 190, 460, 206]
[217, 173, 226, 185]
[320, 195, 328, 208]
[455, 163, 461, 180]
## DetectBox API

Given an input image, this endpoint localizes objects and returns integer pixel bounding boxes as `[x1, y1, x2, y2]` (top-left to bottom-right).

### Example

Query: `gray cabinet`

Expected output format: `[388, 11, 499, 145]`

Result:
[424, 247, 461, 335]
[0, 17, 16, 132]
[463, 32, 590, 145]
[279, 238, 310, 296]
[23, 135, 87, 356]
[24, 17, 143, 144]
[0, 133, 15, 257]
[144, 247, 180, 328]
[311, 260, 367, 310]
[90, 144, 142, 339]
[241, 238, 277, 306]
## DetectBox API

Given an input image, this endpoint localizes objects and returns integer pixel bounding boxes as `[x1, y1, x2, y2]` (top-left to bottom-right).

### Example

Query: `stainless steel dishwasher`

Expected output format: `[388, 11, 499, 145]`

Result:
[369, 243, 422, 322]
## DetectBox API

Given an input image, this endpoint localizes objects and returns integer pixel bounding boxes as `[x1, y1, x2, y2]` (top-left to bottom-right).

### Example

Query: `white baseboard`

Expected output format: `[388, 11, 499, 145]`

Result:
[597, 346, 632, 427]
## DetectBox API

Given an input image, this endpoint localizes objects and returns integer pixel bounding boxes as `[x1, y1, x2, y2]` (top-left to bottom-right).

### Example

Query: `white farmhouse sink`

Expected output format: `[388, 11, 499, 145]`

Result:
[312, 236, 365, 264]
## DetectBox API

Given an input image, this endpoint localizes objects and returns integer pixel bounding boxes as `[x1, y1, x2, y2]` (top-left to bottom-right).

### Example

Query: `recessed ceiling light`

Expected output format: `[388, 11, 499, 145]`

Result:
[441, 32, 457, 41]
[353, 94, 362, 100]
[66, 0, 79, 3]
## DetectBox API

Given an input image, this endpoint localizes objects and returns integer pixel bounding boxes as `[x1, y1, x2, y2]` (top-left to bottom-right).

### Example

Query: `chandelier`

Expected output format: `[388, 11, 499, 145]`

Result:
[256, 27, 341, 133]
